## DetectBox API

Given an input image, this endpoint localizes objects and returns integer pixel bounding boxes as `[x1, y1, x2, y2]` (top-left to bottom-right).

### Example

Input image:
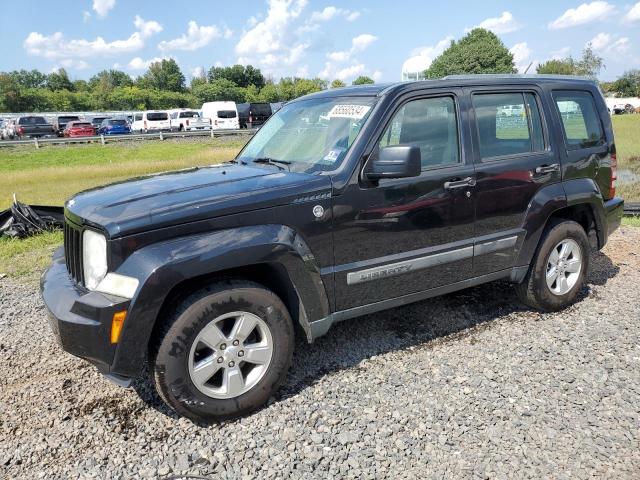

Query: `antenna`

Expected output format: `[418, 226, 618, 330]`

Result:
[523, 62, 534, 75]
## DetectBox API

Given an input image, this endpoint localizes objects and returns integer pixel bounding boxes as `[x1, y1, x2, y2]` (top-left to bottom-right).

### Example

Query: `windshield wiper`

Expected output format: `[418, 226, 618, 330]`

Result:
[252, 157, 292, 171]
[227, 159, 247, 165]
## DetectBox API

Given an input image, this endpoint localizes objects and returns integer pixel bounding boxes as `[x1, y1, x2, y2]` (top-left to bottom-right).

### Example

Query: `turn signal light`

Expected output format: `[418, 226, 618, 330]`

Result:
[609, 153, 617, 199]
[110, 311, 127, 344]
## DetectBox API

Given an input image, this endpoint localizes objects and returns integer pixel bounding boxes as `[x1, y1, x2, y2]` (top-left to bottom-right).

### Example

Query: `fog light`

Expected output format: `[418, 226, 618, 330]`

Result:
[110, 311, 127, 344]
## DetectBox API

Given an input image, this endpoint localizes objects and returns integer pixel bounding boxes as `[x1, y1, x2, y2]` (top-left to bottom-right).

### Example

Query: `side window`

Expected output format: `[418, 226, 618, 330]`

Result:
[472, 92, 545, 160]
[134, 114, 142, 121]
[553, 91, 604, 149]
[378, 96, 459, 169]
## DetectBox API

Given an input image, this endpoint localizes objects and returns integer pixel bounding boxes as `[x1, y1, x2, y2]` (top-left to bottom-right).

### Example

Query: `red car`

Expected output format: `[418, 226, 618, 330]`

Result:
[63, 121, 96, 137]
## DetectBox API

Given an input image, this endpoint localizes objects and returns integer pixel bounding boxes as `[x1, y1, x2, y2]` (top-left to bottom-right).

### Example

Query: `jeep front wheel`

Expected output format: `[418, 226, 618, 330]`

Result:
[152, 281, 294, 421]
[515, 219, 589, 311]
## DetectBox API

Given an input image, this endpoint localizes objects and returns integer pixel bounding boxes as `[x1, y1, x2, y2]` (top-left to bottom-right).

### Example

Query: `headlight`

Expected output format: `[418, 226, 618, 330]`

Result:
[82, 230, 107, 290]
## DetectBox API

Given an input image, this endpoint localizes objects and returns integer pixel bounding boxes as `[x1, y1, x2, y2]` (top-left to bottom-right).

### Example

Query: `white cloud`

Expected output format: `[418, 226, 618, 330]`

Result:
[24, 16, 162, 61]
[510, 42, 537, 73]
[626, 2, 640, 22]
[401, 36, 453, 75]
[551, 46, 572, 60]
[133, 15, 163, 38]
[83, 11, 91, 22]
[128, 56, 173, 71]
[236, 0, 307, 56]
[351, 33, 377, 52]
[548, 1, 615, 29]
[321, 33, 377, 81]
[588, 32, 631, 56]
[92, 0, 115, 18]
[371, 70, 382, 82]
[159, 21, 231, 51]
[336, 64, 365, 81]
[191, 66, 206, 79]
[470, 11, 521, 34]
[309, 6, 360, 22]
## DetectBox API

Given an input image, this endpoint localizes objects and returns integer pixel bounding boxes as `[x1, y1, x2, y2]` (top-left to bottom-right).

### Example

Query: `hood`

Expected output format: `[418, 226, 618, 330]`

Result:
[66, 164, 332, 238]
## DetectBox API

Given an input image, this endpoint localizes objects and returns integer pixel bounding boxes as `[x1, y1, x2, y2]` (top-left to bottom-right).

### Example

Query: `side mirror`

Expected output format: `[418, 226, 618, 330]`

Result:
[366, 145, 421, 180]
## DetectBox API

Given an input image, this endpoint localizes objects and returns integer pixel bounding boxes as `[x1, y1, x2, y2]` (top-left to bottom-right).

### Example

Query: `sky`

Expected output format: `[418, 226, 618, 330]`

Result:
[1, 0, 639, 83]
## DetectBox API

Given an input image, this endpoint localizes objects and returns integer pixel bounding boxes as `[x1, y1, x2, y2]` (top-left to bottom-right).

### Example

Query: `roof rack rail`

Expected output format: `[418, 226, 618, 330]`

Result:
[442, 74, 594, 82]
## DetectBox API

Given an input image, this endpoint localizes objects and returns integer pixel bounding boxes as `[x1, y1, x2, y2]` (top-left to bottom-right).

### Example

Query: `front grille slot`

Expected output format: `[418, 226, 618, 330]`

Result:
[64, 220, 84, 285]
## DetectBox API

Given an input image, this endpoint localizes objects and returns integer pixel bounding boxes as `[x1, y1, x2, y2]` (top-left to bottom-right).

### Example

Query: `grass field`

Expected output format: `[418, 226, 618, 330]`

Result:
[0, 118, 638, 280]
[0, 137, 248, 209]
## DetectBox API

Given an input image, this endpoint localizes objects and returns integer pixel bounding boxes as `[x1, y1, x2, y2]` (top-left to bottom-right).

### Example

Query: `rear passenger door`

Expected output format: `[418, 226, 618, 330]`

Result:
[468, 87, 560, 277]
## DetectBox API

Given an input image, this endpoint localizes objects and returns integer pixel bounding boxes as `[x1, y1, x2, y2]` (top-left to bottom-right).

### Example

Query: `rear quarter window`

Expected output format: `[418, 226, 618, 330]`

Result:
[553, 91, 604, 150]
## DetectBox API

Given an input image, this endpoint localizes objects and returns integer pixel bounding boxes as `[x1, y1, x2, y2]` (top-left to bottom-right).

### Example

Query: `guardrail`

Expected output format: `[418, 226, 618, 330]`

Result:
[0, 128, 256, 149]
[624, 202, 640, 216]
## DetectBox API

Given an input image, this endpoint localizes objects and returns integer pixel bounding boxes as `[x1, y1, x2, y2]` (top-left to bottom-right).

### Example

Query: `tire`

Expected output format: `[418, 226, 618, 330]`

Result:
[151, 280, 295, 421]
[515, 219, 590, 311]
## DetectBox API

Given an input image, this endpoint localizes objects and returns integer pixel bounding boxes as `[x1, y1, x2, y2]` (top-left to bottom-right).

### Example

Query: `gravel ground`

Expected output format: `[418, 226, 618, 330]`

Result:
[1, 228, 639, 479]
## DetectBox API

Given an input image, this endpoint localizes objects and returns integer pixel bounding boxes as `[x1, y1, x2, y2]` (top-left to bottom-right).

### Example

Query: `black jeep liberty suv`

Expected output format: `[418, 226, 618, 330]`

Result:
[42, 76, 623, 421]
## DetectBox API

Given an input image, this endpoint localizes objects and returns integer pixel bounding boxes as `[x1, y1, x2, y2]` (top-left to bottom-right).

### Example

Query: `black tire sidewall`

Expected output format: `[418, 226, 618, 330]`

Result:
[530, 221, 590, 310]
[153, 285, 294, 421]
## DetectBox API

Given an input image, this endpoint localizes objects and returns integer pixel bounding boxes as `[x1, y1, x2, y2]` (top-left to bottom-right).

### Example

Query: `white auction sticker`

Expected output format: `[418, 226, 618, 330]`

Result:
[327, 104, 371, 120]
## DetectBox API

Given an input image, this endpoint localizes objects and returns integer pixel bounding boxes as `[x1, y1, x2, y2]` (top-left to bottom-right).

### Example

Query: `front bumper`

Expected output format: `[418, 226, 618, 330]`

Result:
[41, 247, 130, 376]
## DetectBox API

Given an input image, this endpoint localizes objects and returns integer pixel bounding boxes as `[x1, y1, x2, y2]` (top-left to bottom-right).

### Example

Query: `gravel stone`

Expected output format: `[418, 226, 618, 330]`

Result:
[1, 228, 640, 479]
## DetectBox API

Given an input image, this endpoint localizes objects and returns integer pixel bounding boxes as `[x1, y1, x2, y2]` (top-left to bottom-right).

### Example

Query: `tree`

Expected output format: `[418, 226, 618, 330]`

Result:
[536, 45, 604, 79]
[574, 45, 604, 79]
[9, 69, 47, 89]
[352, 76, 374, 85]
[46, 68, 74, 91]
[331, 79, 346, 88]
[89, 69, 133, 91]
[609, 70, 640, 97]
[536, 58, 576, 75]
[425, 28, 516, 78]
[207, 64, 265, 89]
[0, 73, 23, 111]
[141, 59, 185, 92]
[192, 79, 246, 104]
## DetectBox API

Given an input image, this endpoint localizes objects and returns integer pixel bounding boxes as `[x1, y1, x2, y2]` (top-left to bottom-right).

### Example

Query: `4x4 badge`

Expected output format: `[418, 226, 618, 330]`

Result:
[312, 205, 324, 218]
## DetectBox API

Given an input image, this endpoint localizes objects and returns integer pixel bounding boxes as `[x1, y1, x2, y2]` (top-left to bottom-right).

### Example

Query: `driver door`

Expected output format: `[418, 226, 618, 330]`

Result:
[331, 90, 476, 311]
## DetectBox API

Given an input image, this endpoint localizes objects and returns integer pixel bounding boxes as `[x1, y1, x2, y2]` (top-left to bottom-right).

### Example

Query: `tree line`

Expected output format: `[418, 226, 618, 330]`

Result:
[0, 60, 374, 113]
[2, 28, 638, 113]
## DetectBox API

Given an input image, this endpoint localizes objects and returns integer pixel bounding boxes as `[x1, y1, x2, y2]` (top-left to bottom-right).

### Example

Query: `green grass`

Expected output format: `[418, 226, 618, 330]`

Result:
[0, 138, 247, 209]
[0, 230, 63, 281]
[622, 216, 640, 227]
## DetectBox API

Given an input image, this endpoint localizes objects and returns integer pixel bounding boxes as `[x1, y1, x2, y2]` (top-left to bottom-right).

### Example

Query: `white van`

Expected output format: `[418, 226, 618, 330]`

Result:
[201, 101, 239, 130]
[130, 111, 172, 133]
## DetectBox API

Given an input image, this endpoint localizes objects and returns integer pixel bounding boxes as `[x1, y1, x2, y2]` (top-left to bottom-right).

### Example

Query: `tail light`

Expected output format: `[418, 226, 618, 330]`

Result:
[609, 153, 617, 199]
[215, 120, 218, 126]
[249, 114, 253, 124]
[186, 119, 190, 126]
[17, 126, 24, 135]
[209, 118, 212, 125]
[144, 120, 147, 129]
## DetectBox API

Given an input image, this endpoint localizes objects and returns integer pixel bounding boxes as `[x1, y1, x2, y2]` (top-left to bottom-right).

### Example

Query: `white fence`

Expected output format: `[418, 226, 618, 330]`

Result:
[0, 128, 256, 149]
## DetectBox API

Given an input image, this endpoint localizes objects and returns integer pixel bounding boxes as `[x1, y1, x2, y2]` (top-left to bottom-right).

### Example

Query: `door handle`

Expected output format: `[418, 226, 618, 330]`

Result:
[534, 164, 560, 174]
[444, 177, 476, 190]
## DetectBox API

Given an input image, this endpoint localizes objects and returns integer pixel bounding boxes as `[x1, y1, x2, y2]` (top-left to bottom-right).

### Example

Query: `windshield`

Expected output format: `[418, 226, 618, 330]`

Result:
[238, 96, 376, 173]
[19, 116, 47, 125]
[59, 116, 79, 123]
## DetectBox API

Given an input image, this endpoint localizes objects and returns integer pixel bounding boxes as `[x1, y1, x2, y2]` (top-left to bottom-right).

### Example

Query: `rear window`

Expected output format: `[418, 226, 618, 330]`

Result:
[58, 116, 79, 123]
[109, 119, 127, 125]
[250, 104, 272, 116]
[472, 92, 545, 160]
[179, 111, 199, 118]
[147, 112, 168, 121]
[19, 116, 47, 125]
[217, 110, 237, 119]
[553, 91, 604, 149]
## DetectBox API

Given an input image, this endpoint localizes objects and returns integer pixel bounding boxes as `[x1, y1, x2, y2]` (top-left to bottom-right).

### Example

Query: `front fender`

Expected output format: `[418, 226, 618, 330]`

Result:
[109, 224, 330, 377]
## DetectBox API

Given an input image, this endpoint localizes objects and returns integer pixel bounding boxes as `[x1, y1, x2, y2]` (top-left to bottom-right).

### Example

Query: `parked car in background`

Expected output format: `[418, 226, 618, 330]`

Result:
[130, 111, 171, 133]
[612, 103, 635, 115]
[53, 115, 80, 136]
[169, 109, 211, 131]
[97, 118, 131, 135]
[201, 101, 239, 130]
[1, 120, 17, 140]
[235, 103, 272, 128]
[236, 103, 250, 128]
[90, 116, 109, 129]
[63, 121, 96, 137]
[15, 116, 56, 138]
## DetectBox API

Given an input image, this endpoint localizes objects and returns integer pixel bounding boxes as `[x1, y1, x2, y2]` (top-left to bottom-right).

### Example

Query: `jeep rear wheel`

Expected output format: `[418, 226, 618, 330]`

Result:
[152, 280, 294, 421]
[515, 219, 589, 311]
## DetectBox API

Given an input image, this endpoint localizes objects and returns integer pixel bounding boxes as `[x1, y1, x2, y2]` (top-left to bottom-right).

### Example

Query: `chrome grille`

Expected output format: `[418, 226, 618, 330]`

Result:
[64, 220, 84, 284]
